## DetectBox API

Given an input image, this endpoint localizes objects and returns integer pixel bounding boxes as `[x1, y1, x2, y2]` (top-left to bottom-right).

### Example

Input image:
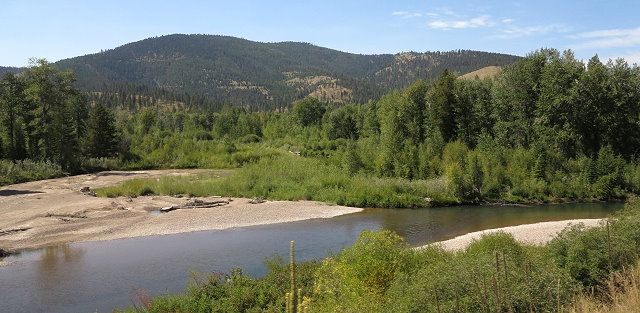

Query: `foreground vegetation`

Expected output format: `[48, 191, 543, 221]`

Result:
[114, 197, 640, 313]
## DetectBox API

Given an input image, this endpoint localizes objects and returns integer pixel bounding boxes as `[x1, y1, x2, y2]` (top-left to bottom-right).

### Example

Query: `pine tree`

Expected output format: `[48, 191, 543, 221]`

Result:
[86, 103, 119, 158]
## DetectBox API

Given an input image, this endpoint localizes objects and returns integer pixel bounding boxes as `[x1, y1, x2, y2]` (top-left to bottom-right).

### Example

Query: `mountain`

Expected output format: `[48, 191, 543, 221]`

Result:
[0, 66, 21, 76]
[54, 34, 521, 109]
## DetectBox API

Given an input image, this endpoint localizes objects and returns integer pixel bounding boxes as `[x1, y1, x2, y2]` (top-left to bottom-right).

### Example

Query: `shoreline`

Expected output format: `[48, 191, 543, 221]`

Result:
[0, 170, 610, 256]
[424, 218, 604, 251]
[0, 170, 362, 253]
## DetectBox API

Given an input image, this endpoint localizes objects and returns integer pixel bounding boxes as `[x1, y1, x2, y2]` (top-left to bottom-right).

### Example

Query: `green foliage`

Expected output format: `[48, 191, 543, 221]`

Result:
[85, 103, 119, 158]
[116, 258, 321, 313]
[293, 97, 325, 127]
[548, 197, 640, 287]
[0, 59, 88, 172]
[386, 233, 578, 313]
[96, 155, 450, 208]
[308, 230, 411, 312]
[0, 159, 64, 186]
[4, 48, 640, 207]
[376, 91, 422, 178]
[427, 69, 458, 142]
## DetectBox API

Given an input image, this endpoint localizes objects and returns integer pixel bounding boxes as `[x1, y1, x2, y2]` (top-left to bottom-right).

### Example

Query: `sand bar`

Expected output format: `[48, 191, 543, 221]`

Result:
[425, 218, 604, 251]
[0, 170, 362, 252]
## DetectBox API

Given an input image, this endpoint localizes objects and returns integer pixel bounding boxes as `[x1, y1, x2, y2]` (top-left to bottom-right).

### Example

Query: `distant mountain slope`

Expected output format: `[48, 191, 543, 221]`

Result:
[460, 66, 501, 80]
[54, 34, 521, 108]
[0, 66, 21, 75]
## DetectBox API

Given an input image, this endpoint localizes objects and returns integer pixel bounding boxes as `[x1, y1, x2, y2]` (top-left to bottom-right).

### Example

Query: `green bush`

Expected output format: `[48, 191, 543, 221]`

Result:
[239, 134, 261, 144]
[117, 258, 320, 313]
[0, 159, 65, 186]
[308, 230, 412, 312]
[386, 233, 578, 313]
[548, 197, 640, 287]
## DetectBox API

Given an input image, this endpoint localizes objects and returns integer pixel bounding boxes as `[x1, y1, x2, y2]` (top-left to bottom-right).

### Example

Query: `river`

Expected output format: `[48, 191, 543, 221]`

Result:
[0, 202, 620, 313]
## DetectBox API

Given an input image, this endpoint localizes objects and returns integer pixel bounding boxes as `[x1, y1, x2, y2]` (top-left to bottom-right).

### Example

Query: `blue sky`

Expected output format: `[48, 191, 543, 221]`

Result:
[2, 0, 640, 67]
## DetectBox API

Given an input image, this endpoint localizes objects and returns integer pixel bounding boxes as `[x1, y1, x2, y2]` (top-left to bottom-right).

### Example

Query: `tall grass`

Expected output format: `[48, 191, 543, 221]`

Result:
[0, 159, 65, 186]
[96, 155, 456, 208]
[569, 262, 640, 313]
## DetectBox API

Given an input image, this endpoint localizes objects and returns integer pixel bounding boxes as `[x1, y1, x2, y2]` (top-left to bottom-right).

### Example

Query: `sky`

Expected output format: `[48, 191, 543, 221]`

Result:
[2, 0, 640, 67]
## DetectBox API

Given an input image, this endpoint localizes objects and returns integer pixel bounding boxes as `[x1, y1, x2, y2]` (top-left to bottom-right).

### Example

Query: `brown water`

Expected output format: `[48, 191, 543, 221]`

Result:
[0, 202, 621, 313]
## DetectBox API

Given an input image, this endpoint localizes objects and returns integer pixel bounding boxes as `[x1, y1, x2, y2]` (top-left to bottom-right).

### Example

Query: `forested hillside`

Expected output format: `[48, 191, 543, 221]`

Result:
[53, 34, 520, 109]
[0, 66, 21, 76]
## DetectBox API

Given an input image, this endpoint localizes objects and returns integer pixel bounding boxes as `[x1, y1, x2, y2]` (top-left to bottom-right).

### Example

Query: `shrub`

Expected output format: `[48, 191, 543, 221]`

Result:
[239, 134, 261, 144]
[308, 230, 412, 312]
[548, 197, 640, 287]
[0, 159, 65, 186]
[194, 131, 213, 141]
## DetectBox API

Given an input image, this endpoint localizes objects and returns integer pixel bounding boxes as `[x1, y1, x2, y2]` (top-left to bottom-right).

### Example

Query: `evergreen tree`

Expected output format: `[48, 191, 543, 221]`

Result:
[21, 59, 86, 170]
[0, 72, 27, 160]
[86, 103, 119, 158]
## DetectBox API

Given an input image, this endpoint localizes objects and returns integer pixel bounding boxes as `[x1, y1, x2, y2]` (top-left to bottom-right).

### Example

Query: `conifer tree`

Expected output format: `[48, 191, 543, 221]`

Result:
[86, 103, 119, 158]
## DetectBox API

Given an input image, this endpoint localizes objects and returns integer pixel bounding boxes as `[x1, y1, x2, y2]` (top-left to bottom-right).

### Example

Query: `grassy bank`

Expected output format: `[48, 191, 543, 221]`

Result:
[116, 198, 640, 313]
[96, 151, 635, 208]
[96, 154, 455, 208]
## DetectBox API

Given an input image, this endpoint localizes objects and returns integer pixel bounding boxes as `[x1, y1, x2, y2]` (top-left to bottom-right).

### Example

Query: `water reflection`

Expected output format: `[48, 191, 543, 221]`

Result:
[0, 202, 622, 313]
[37, 245, 86, 294]
[39, 245, 86, 272]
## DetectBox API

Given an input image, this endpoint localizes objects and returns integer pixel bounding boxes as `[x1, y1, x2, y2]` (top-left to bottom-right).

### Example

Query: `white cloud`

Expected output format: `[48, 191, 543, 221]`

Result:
[493, 24, 568, 39]
[428, 15, 494, 29]
[501, 18, 514, 24]
[392, 11, 423, 19]
[440, 8, 456, 16]
[570, 27, 640, 49]
[611, 52, 640, 65]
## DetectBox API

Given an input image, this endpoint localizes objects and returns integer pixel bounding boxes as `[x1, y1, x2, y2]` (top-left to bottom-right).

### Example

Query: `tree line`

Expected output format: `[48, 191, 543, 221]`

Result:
[0, 59, 119, 172]
[2, 49, 639, 203]
[105, 48, 637, 203]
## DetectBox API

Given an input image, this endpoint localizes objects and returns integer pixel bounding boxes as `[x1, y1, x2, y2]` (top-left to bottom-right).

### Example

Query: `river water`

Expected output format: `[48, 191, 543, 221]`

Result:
[0, 202, 621, 313]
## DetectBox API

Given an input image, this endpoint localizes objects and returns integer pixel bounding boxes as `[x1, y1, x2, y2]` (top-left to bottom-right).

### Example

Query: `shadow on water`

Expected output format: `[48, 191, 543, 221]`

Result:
[0, 202, 622, 313]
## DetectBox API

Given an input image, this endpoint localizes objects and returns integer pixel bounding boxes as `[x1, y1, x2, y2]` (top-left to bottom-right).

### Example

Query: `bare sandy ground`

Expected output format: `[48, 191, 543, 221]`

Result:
[425, 219, 604, 251]
[0, 170, 362, 252]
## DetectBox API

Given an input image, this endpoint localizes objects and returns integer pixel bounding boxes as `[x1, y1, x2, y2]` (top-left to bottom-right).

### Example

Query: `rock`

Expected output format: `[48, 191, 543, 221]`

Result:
[0, 248, 8, 257]
[80, 186, 97, 197]
[249, 197, 266, 204]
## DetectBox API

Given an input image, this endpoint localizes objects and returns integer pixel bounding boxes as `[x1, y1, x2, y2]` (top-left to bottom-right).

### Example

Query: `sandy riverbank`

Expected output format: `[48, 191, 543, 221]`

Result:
[0, 170, 362, 252]
[426, 218, 604, 251]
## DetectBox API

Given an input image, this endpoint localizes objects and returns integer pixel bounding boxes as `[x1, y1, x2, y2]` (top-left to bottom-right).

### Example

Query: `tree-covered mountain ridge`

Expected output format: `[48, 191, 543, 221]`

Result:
[0, 66, 21, 76]
[51, 34, 520, 109]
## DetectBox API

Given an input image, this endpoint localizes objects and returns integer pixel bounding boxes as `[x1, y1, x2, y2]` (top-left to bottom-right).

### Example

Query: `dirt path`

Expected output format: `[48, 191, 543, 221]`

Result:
[0, 170, 362, 252]
[423, 219, 604, 251]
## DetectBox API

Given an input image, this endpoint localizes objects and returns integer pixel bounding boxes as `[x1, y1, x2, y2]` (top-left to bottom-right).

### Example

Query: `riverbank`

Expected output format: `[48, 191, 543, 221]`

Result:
[427, 218, 604, 251]
[0, 170, 362, 252]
